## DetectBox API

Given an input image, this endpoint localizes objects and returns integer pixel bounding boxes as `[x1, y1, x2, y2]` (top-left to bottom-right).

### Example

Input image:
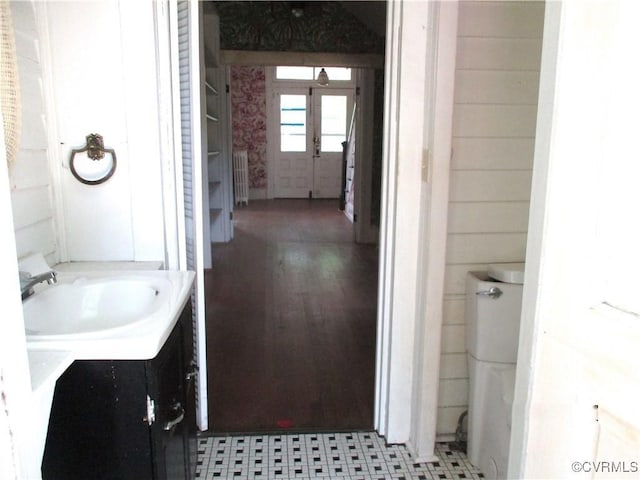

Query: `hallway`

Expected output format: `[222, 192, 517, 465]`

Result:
[206, 199, 378, 433]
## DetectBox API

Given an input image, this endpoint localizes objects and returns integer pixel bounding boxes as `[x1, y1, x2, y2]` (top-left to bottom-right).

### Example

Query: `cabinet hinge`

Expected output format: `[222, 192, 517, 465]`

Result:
[354, 213, 358, 222]
[226, 84, 230, 93]
[356, 87, 361, 96]
[144, 395, 156, 426]
[229, 211, 233, 220]
[308, 190, 312, 199]
[309, 87, 312, 96]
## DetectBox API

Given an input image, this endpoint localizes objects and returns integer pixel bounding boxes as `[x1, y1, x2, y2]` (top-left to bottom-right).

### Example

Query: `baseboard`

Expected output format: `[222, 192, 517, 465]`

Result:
[249, 188, 267, 200]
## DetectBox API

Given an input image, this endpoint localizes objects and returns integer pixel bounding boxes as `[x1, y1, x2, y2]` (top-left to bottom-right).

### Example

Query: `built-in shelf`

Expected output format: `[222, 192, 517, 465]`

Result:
[205, 81, 219, 96]
[204, 27, 232, 244]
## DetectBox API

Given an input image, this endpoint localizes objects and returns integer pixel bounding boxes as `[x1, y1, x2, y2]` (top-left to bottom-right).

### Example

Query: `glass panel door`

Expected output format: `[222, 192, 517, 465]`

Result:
[319, 94, 348, 152]
[312, 89, 354, 198]
[272, 87, 354, 199]
[274, 89, 313, 198]
[280, 94, 307, 152]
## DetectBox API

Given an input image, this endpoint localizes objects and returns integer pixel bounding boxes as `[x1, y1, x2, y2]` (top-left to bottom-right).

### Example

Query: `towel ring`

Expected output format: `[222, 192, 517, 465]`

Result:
[69, 133, 117, 185]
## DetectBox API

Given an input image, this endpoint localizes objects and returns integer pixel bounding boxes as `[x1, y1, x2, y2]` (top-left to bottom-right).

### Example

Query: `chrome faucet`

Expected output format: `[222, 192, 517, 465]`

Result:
[19, 270, 57, 300]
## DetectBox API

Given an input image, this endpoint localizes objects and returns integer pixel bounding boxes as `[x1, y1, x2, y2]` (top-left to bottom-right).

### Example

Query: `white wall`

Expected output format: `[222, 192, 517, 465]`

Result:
[9, 1, 57, 266]
[437, 1, 544, 436]
[43, 1, 165, 263]
[0, 133, 31, 480]
[510, 0, 640, 476]
[1, 71, 33, 480]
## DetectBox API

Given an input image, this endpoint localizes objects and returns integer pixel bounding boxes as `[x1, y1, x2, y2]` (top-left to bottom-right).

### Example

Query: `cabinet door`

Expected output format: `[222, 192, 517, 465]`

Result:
[42, 319, 191, 480]
[42, 361, 152, 479]
[146, 323, 190, 480]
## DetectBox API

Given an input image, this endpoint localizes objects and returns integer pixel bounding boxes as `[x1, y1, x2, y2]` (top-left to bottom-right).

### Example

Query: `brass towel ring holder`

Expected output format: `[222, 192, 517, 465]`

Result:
[69, 133, 117, 185]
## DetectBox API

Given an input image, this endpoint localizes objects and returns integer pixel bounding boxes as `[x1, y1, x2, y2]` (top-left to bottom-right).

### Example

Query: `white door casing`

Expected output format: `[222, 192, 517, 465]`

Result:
[170, 0, 208, 431]
[375, 0, 457, 461]
[509, 1, 640, 477]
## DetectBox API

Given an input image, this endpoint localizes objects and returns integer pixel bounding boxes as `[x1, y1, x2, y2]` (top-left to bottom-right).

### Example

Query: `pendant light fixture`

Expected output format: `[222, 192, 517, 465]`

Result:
[316, 68, 329, 86]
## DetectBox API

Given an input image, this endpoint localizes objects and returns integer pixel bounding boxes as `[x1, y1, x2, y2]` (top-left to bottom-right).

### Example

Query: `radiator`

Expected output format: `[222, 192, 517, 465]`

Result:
[232, 150, 249, 206]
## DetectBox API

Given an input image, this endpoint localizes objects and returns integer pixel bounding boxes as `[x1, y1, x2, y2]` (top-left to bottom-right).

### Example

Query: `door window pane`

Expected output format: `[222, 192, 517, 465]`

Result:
[276, 66, 314, 80]
[321, 95, 347, 152]
[313, 67, 352, 81]
[280, 95, 307, 152]
[276, 66, 352, 82]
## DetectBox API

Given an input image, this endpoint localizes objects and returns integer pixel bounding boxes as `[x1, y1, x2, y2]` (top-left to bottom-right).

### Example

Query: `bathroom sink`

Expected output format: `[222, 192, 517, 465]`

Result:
[24, 277, 169, 337]
[24, 270, 195, 360]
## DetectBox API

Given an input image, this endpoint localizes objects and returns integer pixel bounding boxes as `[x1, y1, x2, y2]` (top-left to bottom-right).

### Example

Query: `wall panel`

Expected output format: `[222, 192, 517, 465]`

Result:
[448, 202, 530, 233]
[437, 0, 543, 437]
[456, 37, 542, 71]
[451, 138, 535, 170]
[449, 170, 533, 202]
[9, 1, 57, 266]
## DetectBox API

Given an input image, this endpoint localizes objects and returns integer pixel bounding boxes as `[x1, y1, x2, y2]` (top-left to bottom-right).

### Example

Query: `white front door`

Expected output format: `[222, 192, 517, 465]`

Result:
[273, 87, 354, 198]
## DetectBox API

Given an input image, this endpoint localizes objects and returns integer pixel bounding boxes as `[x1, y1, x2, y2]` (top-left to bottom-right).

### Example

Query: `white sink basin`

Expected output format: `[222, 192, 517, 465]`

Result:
[24, 270, 195, 360]
[24, 277, 169, 337]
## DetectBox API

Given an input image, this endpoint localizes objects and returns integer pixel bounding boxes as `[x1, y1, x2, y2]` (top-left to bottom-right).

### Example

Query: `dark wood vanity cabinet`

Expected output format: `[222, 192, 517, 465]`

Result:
[42, 304, 196, 480]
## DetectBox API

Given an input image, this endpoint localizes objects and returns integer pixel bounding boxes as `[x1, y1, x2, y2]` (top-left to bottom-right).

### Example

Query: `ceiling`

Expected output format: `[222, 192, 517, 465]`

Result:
[338, 1, 387, 37]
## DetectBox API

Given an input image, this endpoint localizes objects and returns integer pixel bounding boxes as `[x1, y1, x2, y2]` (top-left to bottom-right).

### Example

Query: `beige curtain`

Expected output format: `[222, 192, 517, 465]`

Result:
[0, 0, 21, 167]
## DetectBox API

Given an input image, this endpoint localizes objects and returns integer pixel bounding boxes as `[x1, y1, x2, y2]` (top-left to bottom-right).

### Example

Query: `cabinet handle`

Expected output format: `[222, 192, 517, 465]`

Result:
[164, 402, 185, 431]
[143, 395, 156, 426]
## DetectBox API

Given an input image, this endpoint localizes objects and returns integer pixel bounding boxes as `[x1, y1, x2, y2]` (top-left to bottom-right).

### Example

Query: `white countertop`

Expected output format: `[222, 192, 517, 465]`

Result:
[54, 261, 164, 272]
[28, 350, 74, 395]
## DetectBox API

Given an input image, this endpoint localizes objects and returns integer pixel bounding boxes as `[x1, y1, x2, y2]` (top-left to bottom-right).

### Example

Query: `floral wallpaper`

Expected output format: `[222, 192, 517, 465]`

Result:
[230, 66, 267, 189]
[211, 2, 384, 54]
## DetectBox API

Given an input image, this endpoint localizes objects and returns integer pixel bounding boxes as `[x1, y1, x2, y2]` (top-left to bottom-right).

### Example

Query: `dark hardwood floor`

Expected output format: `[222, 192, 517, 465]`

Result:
[205, 199, 378, 434]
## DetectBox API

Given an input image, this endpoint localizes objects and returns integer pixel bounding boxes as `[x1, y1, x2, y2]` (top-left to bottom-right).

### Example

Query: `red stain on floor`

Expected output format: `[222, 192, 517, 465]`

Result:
[276, 419, 293, 428]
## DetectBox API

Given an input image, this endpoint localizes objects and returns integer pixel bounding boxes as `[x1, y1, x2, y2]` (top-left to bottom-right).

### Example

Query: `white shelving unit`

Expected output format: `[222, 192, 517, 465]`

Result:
[202, 11, 233, 243]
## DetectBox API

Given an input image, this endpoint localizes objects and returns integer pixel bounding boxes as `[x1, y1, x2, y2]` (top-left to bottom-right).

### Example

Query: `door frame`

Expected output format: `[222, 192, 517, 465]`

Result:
[352, 69, 378, 244]
[158, 0, 209, 431]
[265, 67, 356, 199]
[374, 0, 458, 460]
[157, 0, 459, 460]
[264, 66, 377, 243]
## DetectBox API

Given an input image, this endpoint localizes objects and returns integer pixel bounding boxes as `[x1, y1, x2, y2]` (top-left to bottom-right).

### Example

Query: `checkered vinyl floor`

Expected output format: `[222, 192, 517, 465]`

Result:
[196, 432, 484, 479]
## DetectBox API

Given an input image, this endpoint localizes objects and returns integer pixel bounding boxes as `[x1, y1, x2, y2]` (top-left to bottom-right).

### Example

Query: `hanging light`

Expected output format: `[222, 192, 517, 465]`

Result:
[316, 68, 329, 87]
[290, 1, 304, 18]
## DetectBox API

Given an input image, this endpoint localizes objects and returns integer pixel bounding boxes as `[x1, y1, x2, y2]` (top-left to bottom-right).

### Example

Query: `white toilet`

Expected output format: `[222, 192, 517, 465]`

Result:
[465, 263, 524, 479]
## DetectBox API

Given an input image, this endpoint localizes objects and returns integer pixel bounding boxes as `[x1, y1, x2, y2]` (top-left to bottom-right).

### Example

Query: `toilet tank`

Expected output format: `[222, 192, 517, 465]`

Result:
[465, 266, 524, 363]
